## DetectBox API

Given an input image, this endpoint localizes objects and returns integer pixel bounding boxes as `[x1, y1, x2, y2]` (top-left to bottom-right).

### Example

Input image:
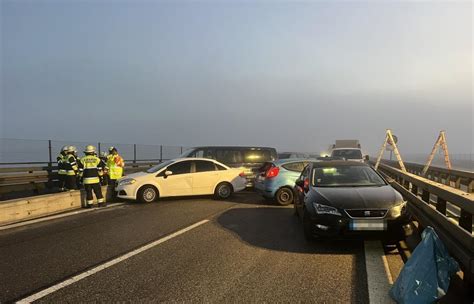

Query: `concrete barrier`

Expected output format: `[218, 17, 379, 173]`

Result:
[0, 186, 113, 226]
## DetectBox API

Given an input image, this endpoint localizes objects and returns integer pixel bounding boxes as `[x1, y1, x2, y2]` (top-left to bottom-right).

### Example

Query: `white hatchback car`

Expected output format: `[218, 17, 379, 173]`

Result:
[116, 158, 247, 203]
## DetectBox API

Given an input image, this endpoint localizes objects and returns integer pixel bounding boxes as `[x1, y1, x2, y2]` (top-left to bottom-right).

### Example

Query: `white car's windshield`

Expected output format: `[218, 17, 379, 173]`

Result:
[146, 160, 174, 173]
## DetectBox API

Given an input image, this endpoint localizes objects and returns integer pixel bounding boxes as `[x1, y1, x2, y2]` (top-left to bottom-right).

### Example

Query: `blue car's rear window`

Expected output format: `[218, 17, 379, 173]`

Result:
[282, 162, 306, 172]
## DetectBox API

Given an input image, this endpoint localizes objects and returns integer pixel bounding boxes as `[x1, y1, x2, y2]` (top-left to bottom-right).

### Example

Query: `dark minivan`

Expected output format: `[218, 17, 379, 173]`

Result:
[181, 146, 278, 187]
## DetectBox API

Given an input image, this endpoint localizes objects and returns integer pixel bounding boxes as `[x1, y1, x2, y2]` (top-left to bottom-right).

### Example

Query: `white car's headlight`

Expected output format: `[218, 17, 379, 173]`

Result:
[390, 201, 407, 218]
[313, 203, 342, 216]
[118, 178, 136, 186]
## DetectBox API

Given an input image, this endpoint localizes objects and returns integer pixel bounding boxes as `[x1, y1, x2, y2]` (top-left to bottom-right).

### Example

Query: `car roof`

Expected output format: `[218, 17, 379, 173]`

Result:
[311, 160, 369, 167]
[188, 146, 276, 150]
[274, 158, 317, 165]
[170, 157, 225, 165]
[172, 157, 221, 163]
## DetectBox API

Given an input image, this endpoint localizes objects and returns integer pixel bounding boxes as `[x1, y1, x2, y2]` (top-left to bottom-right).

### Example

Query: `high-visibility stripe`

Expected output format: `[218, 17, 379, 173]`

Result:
[58, 170, 67, 175]
[98, 198, 105, 203]
[66, 170, 76, 176]
[83, 177, 100, 184]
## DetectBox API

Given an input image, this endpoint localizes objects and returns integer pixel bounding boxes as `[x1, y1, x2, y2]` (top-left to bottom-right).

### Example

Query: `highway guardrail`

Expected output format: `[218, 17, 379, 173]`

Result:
[0, 161, 162, 200]
[376, 162, 474, 284]
[378, 159, 473, 193]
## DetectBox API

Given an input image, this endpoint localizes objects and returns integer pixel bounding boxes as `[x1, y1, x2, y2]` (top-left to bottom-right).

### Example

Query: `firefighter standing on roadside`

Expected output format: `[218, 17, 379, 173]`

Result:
[64, 146, 79, 190]
[79, 145, 106, 207]
[70, 146, 82, 189]
[106, 147, 125, 198]
[57, 146, 68, 191]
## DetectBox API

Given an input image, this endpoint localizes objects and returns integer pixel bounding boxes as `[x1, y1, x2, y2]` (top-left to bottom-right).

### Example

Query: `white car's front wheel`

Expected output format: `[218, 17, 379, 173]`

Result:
[214, 182, 232, 200]
[137, 185, 158, 203]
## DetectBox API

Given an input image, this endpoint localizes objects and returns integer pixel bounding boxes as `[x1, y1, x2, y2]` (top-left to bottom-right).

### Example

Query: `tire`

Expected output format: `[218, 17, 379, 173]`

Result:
[214, 182, 233, 200]
[302, 210, 315, 241]
[137, 185, 158, 203]
[275, 187, 294, 206]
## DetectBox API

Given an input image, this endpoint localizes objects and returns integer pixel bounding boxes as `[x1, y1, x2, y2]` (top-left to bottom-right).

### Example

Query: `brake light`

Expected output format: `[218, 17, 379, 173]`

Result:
[266, 167, 280, 178]
[304, 178, 309, 189]
[239, 172, 246, 178]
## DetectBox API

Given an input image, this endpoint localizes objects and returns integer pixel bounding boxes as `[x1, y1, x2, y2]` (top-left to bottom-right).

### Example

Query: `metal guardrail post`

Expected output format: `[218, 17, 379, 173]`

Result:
[421, 190, 430, 203]
[133, 144, 137, 164]
[459, 210, 473, 233]
[47, 140, 53, 189]
[180, 146, 183, 154]
[436, 197, 447, 214]
[98, 142, 101, 154]
[160, 145, 163, 162]
[48, 140, 52, 166]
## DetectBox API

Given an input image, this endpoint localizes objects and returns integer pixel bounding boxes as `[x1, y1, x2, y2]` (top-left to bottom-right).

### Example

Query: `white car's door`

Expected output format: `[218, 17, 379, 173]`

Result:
[156, 160, 193, 196]
[191, 160, 220, 195]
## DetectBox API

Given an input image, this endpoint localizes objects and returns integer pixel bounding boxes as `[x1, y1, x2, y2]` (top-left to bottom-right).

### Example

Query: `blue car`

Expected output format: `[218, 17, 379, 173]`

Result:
[255, 159, 314, 205]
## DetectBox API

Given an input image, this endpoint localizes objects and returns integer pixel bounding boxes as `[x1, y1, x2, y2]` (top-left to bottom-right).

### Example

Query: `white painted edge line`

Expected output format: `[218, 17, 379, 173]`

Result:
[0, 203, 126, 231]
[16, 219, 209, 303]
[364, 240, 395, 304]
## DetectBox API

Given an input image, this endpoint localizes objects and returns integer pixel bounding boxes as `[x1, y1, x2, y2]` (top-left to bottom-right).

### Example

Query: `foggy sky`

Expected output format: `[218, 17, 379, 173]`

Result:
[1, 0, 472, 155]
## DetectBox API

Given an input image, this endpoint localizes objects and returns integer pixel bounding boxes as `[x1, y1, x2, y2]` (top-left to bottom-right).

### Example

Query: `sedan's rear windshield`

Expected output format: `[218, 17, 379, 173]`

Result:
[331, 149, 363, 159]
[312, 166, 386, 187]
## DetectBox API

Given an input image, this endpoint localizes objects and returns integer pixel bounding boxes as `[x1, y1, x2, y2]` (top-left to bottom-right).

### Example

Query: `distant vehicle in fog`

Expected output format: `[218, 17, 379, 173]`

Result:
[330, 148, 367, 162]
[278, 152, 309, 159]
[181, 146, 278, 187]
[329, 139, 367, 162]
[255, 159, 314, 205]
[116, 158, 246, 203]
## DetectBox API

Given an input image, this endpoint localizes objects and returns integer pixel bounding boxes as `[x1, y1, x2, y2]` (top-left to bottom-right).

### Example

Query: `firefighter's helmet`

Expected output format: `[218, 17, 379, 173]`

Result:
[61, 145, 69, 152]
[84, 145, 96, 154]
[108, 146, 117, 153]
[66, 145, 76, 153]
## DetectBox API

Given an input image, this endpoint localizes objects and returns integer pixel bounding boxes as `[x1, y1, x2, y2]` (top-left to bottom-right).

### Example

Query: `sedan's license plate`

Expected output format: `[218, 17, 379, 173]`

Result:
[349, 219, 387, 231]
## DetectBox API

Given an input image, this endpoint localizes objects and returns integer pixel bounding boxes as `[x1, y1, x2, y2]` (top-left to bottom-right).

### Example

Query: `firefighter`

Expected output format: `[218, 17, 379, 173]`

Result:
[57, 146, 68, 191]
[70, 146, 82, 189]
[99, 152, 109, 185]
[106, 147, 124, 198]
[79, 145, 106, 207]
[64, 146, 79, 190]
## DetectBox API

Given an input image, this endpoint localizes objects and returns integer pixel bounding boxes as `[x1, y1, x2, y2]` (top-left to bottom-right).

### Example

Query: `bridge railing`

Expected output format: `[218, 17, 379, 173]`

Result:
[375, 162, 474, 282]
[0, 161, 162, 200]
[378, 159, 473, 193]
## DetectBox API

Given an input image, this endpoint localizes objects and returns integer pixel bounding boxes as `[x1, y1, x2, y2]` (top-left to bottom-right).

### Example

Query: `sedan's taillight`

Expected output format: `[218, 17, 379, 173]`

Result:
[239, 172, 246, 178]
[266, 167, 280, 178]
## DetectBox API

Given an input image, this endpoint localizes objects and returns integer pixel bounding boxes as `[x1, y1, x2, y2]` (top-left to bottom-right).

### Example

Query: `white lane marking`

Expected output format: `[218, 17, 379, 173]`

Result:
[0, 203, 125, 231]
[16, 219, 210, 303]
[364, 241, 395, 304]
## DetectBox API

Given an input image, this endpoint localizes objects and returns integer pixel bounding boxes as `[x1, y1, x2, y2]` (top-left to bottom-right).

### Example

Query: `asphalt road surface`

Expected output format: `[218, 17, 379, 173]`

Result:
[0, 192, 413, 303]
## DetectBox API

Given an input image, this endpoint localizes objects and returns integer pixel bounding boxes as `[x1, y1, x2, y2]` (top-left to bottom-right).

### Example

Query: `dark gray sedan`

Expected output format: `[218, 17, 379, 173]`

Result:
[293, 161, 409, 240]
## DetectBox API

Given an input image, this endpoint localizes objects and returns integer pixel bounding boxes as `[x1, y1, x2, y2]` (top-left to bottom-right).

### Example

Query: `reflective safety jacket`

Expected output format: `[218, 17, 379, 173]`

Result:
[106, 154, 124, 180]
[63, 154, 79, 176]
[57, 152, 67, 175]
[79, 155, 105, 185]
